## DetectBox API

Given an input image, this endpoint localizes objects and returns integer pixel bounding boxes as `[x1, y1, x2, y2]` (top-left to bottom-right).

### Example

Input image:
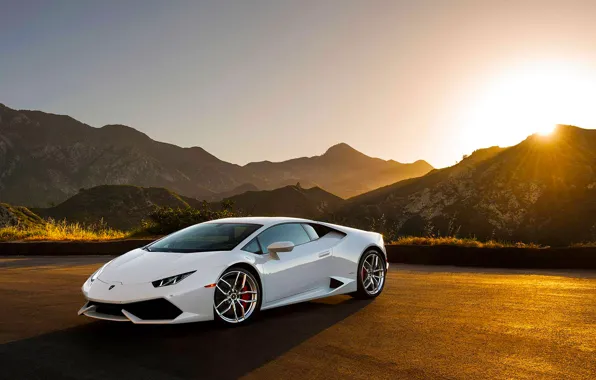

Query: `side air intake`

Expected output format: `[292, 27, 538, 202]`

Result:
[330, 278, 344, 289]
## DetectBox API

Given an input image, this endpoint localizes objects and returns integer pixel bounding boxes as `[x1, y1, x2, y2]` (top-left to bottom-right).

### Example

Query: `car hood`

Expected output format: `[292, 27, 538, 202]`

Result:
[98, 248, 222, 284]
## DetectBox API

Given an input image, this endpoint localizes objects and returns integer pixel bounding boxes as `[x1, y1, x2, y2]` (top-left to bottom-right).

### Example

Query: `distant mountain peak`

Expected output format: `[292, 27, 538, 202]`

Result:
[411, 159, 433, 168]
[323, 143, 362, 157]
[185, 146, 220, 159]
[554, 124, 595, 137]
[101, 123, 136, 130]
[99, 124, 151, 140]
[460, 146, 505, 165]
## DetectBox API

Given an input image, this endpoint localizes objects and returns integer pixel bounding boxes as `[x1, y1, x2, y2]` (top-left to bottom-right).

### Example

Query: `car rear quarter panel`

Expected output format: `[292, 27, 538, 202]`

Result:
[327, 227, 384, 282]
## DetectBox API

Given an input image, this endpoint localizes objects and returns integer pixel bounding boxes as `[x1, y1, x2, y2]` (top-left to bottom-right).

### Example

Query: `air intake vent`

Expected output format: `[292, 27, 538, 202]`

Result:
[330, 278, 344, 289]
[88, 298, 182, 320]
[88, 301, 125, 317]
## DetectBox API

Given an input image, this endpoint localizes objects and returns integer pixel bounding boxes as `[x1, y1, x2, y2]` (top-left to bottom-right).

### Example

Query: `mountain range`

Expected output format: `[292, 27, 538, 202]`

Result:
[3, 103, 596, 246]
[0, 103, 433, 206]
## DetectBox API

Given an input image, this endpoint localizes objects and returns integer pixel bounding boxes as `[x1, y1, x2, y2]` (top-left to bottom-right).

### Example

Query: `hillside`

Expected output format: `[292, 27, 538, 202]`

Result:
[213, 185, 345, 218]
[0, 104, 432, 206]
[33, 185, 204, 230]
[0, 104, 250, 206]
[0, 203, 44, 228]
[207, 183, 260, 201]
[335, 126, 596, 246]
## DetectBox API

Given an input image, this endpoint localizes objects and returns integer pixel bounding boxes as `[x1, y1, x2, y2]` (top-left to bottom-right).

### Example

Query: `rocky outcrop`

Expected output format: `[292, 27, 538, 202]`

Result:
[0, 204, 19, 228]
[0, 203, 44, 228]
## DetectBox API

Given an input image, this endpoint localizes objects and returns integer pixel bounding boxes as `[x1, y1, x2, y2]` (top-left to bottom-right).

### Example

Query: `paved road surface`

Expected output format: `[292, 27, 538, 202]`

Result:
[0, 257, 595, 379]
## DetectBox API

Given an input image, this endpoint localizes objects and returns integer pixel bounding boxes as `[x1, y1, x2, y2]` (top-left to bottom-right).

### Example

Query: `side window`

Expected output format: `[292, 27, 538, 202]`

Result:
[242, 238, 262, 254]
[311, 224, 337, 238]
[257, 223, 311, 253]
[302, 224, 319, 240]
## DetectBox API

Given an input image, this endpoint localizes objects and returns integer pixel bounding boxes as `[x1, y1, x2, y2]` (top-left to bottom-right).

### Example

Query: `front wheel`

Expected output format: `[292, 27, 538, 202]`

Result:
[352, 249, 386, 299]
[213, 267, 261, 326]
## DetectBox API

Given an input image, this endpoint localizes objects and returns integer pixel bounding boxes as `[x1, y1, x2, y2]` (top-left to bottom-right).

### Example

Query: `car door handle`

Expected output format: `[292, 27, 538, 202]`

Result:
[318, 251, 330, 258]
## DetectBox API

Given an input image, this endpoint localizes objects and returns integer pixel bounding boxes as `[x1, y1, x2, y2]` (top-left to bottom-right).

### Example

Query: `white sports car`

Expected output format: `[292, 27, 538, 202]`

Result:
[79, 217, 388, 325]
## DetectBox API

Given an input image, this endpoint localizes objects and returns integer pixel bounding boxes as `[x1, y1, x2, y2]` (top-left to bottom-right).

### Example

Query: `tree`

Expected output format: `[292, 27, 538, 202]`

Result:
[221, 199, 235, 211]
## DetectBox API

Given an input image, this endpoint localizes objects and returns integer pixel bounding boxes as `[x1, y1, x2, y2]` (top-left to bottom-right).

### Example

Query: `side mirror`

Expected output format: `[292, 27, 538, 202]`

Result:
[267, 241, 294, 260]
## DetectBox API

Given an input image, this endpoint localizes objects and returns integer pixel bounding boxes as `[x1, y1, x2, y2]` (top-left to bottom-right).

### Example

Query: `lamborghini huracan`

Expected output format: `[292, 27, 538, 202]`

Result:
[79, 217, 388, 325]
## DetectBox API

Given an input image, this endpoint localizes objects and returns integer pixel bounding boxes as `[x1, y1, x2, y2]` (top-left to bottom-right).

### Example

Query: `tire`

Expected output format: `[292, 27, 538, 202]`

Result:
[351, 249, 386, 299]
[213, 267, 262, 326]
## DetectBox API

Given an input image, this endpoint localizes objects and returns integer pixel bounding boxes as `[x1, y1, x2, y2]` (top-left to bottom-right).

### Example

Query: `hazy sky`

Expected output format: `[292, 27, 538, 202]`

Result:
[2, 0, 596, 168]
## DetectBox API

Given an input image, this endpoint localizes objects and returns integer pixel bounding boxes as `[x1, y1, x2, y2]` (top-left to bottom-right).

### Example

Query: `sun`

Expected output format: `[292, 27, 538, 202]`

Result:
[457, 60, 596, 152]
[536, 124, 556, 136]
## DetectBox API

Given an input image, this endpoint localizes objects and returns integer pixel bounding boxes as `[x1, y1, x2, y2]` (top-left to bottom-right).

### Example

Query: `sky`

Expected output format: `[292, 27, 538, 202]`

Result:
[1, 0, 596, 168]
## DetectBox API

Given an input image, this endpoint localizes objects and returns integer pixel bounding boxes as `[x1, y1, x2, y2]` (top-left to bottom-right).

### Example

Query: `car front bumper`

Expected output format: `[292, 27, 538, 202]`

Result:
[80, 277, 216, 324]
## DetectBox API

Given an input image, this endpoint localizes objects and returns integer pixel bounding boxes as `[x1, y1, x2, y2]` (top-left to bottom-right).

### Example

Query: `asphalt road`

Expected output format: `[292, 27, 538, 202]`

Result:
[0, 257, 595, 380]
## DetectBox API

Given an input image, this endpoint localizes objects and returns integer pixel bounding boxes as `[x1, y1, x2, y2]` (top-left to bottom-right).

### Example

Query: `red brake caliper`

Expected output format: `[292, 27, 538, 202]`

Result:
[241, 285, 251, 302]
[362, 266, 368, 281]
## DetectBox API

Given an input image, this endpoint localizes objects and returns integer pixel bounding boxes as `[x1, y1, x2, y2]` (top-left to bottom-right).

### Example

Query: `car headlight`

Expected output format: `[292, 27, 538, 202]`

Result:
[152, 271, 196, 288]
[89, 261, 111, 283]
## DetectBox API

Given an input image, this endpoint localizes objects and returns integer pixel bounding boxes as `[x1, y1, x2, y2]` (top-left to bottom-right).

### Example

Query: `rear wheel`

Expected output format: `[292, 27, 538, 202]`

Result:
[213, 267, 261, 325]
[352, 249, 386, 299]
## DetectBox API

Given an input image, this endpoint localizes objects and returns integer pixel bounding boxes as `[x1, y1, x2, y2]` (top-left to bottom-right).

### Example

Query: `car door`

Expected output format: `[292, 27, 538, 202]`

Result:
[257, 223, 328, 303]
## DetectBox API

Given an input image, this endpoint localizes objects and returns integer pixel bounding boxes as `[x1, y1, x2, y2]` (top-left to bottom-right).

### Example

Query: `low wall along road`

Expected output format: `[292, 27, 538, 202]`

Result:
[1, 240, 595, 269]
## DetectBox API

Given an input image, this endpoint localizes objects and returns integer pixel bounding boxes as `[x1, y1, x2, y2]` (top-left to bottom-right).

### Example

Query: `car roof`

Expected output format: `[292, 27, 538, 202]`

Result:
[206, 216, 315, 227]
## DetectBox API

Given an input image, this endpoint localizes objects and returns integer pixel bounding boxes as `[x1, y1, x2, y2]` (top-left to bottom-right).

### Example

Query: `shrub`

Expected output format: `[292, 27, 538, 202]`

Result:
[138, 202, 243, 235]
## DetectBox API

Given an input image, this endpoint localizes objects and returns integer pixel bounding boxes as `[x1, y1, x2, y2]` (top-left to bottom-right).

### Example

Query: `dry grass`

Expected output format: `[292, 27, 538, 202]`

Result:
[570, 241, 596, 248]
[0, 219, 128, 242]
[391, 236, 547, 249]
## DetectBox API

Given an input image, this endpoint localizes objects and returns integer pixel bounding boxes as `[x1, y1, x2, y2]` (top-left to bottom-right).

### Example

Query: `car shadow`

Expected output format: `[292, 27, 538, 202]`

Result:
[0, 296, 371, 380]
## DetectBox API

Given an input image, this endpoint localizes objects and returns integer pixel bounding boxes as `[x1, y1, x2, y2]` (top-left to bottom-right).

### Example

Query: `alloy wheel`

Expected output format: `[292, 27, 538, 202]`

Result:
[361, 252, 385, 295]
[214, 270, 258, 323]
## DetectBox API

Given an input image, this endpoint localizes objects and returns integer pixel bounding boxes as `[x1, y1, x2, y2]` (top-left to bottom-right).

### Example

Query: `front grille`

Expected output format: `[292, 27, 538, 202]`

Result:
[88, 298, 182, 320]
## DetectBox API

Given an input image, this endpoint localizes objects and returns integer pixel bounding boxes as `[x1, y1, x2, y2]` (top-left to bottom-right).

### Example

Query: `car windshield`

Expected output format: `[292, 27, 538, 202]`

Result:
[146, 223, 262, 253]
